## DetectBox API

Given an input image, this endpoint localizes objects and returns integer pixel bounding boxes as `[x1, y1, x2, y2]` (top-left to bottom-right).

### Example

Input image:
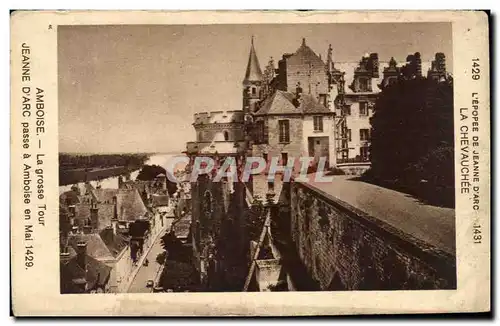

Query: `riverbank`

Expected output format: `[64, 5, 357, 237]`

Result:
[59, 165, 139, 186]
[59, 152, 185, 186]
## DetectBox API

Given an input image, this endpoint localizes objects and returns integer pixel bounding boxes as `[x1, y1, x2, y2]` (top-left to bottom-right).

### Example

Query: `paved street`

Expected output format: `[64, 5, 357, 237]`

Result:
[127, 218, 175, 293]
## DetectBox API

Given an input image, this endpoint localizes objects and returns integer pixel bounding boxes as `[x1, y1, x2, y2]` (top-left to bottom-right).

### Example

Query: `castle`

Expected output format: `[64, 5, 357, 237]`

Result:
[186, 37, 449, 177]
[184, 38, 450, 290]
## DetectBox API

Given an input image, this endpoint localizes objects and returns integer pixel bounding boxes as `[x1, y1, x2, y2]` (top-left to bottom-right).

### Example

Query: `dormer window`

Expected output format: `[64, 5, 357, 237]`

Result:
[358, 77, 369, 92]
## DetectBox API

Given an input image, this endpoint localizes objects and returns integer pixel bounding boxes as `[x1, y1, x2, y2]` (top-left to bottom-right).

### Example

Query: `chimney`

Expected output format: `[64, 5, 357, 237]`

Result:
[111, 219, 118, 235]
[60, 247, 71, 264]
[369, 53, 379, 78]
[414, 52, 422, 77]
[90, 200, 98, 231]
[296, 82, 303, 98]
[162, 176, 167, 191]
[435, 53, 446, 73]
[112, 195, 118, 220]
[76, 240, 87, 271]
[293, 82, 303, 107]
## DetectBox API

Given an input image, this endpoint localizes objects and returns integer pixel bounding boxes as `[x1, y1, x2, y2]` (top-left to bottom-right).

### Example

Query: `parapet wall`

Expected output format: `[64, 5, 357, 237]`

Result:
[193, 110, 244, 125]
[289, 181, 456, 290]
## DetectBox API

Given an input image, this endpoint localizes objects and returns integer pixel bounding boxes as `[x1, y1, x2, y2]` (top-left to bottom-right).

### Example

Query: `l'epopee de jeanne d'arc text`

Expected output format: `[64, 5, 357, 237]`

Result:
[458, 58, 484, 245]
[19, 43, 48, 270]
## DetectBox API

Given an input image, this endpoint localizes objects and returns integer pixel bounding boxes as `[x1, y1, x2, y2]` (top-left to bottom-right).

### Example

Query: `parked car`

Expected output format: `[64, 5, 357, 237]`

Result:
[146, 280, 154, 288]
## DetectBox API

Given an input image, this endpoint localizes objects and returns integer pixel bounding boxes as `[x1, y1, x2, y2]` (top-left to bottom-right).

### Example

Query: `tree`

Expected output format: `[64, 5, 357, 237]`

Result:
[160, 231, 191, 263]
[137, 164, 167, 181]
[136, 164, 177, 196]
[158, 260, 199, 291]
[156, 251, 167, 265]
[369, 73, 454, 206]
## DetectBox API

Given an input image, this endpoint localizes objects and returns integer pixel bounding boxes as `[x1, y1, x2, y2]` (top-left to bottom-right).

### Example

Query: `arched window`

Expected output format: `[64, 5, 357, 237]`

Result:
[223, 131, 229, 141]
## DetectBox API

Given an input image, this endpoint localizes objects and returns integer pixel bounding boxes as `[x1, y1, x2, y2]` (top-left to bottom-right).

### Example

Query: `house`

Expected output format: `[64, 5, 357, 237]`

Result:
[252, 87, 336, 168]
[59, 183, 151, 293]
[63, 229, 132, 293]
[60, 241, 112, 294]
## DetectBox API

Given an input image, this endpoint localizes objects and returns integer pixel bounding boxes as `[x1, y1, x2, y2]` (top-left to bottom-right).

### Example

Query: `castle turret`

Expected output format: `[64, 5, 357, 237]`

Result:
[243, 36, 263, 114]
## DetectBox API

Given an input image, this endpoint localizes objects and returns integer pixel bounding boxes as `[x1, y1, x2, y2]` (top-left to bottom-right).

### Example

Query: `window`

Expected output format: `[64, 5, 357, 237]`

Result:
[359, 102, 368, 116]
[360, 129, 370, 141]
[251, 87, 256, 96]
[313, 116, 324, 132]
[358, 78, 369, 92]
[281, 152, 288, 165]
[318, 94, 327, 107]
[360, 146, 369, 160]
[343, 105, 351, 116]
[223, 131, 229, 141]
[347, 129, 352, 142]
[255, 120, 265, 143]
[279, 120, 290, 143]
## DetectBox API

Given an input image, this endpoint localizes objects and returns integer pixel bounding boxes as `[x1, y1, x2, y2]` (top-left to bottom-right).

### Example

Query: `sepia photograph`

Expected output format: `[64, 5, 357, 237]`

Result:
[10, 10, 490, 316]
[57, 23, 456, 294]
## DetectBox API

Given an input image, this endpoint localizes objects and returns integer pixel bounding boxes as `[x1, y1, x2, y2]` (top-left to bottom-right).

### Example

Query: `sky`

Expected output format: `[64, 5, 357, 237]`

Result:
[58, 23, 452, 154]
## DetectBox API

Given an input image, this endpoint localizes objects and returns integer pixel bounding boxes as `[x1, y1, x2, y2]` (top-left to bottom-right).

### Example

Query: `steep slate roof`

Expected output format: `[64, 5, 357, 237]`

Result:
[254, 90, 331, 116]
[73, 203, 114, 231]
[243, 37, 263, 82]
[99, 227, 129, 258]
[93, 188, 118, 204]
[60, 255, 112, 294]
[74, 188, 147, 225]
[116, 189, 148, 222]
[67, 233, 115, 261]
[60, 190, 80, 206]
[287, 38, 326, 67]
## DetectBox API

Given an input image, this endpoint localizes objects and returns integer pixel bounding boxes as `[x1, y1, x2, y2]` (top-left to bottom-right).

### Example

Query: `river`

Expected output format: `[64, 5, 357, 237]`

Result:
[59, 153, 186, 195]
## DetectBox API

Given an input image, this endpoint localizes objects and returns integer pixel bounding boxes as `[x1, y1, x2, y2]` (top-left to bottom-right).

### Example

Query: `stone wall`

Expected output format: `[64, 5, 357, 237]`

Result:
[336, 163, 371, 176]
[195, 125, 244, 143]
[190, 174, 248, 290]
[286, 63, 329, 99]
[289, 181, 456, 290]
[252, 116, 304, 160]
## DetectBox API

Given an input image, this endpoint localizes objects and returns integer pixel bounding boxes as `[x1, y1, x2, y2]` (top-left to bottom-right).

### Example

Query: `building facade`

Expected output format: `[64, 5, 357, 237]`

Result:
[250, 39, 336, 178]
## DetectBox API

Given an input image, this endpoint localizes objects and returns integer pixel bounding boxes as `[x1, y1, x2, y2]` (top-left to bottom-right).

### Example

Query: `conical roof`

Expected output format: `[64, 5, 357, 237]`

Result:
[243, 37, 263, 83]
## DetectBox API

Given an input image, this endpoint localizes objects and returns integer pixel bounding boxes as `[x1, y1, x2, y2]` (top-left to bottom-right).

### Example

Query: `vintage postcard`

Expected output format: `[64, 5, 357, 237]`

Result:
[10, 10, 490, 316]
